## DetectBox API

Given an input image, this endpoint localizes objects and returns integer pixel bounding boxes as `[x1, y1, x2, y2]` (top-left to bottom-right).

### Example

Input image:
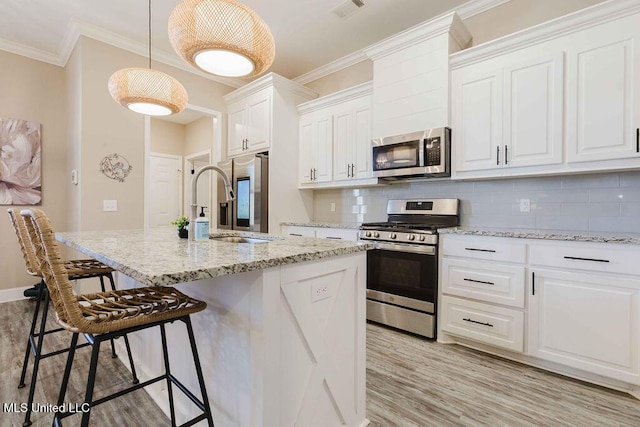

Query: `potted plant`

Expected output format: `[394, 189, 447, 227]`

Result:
[171, 215, 190, 238]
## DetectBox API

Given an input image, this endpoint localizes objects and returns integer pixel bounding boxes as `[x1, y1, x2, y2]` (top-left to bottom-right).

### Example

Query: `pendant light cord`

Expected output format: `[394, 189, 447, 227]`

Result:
[148, 0, 152, 69]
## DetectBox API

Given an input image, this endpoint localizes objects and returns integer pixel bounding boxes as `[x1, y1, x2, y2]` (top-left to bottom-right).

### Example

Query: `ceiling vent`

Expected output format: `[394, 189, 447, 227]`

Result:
[331, 0, 365, 19]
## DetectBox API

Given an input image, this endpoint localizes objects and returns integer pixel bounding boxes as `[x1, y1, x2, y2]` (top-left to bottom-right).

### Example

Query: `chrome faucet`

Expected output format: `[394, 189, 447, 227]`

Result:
[190, 165, 235, 240]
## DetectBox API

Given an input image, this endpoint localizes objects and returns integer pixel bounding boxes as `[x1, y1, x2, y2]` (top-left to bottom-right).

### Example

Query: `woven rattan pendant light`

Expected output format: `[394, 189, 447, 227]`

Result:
[168, 0, 275, 78]
[108, 0, 187, 116]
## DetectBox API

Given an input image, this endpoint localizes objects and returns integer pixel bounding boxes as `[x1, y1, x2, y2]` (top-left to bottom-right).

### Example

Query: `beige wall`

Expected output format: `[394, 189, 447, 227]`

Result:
[185, 116, 214, 156]
[0, 50, 68, 291]
[150, 119, 185, 156]
[304, 59, 374, 97]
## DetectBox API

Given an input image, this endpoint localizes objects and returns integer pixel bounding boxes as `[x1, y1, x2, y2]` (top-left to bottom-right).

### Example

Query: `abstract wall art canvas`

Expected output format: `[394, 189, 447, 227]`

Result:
[0, 118, 42, 205]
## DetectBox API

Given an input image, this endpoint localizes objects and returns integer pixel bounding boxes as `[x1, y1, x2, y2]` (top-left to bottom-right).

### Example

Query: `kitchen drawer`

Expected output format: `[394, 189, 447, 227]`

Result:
[282, 225, 316, 237]
[441, 235, 526, 264]
[315, 228, 358, 241]
[441, 258, 525, 308]
[529, 241, 640, 276]
[441, 295, 524, 353]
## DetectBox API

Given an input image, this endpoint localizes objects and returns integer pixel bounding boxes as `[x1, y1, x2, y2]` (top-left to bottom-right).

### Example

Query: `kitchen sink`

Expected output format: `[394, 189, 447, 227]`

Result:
[210, 236, 270, 244]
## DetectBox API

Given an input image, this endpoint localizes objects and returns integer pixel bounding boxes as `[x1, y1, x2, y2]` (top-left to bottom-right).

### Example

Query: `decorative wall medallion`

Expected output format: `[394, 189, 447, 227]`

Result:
[99, 153, 132, 182]
[0, 118, 42, 205]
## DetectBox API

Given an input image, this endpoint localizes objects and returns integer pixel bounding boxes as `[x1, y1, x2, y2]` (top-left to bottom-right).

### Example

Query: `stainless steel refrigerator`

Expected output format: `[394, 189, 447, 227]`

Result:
[217, 152, 269, 233]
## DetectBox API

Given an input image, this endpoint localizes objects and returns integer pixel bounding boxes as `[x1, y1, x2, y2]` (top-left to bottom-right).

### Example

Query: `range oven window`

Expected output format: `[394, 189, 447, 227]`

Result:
[367, 247, 437, 304]
[372, 140, 421, 171]
[236, 177, 250, 227]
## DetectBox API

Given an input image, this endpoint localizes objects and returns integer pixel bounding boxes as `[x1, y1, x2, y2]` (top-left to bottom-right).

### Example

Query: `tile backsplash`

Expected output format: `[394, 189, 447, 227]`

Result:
[312, 171, 640, 233]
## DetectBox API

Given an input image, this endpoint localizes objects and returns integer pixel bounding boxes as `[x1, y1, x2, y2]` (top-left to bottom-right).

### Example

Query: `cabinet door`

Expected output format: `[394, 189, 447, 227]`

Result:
[333, 109, 352, 181]
[566, 21, 640, 163]
[299, 117, 314, 184]
[352, 103, 372, 179]
[246, 92, 271, 152]
[228, 103, 246, 157]
[503, 53, 564, 168]
[314, 115, 333, 183]
[528, 269, 640, 383]
[451, 67, 503, 172]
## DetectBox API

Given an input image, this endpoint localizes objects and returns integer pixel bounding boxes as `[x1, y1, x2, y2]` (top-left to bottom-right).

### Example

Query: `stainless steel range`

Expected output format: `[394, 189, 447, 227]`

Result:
[359, 199, 459, 338]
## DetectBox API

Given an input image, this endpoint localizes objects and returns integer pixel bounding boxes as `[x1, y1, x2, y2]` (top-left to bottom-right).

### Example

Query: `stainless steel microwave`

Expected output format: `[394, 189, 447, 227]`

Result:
[372, 127, 450, 179]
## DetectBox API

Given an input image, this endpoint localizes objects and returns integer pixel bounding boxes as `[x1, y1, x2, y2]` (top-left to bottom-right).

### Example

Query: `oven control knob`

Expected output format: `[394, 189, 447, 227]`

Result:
[365, 231, 372, 238]
[408, 234, 416, 241]
[419, 235, 426, 241]
[373, 232, 380, 238]
[390, 233, 397, 239]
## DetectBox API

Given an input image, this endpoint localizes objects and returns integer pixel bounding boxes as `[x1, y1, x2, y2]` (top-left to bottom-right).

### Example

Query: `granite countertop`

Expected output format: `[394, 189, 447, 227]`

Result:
[440, 227, 640, 245]
[56, 227, 372, 286]
[281, 222, 361, 229]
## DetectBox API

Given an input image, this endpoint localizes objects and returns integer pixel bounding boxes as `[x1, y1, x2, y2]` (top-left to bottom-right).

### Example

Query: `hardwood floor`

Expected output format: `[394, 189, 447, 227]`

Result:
[1, 299, 639, 426]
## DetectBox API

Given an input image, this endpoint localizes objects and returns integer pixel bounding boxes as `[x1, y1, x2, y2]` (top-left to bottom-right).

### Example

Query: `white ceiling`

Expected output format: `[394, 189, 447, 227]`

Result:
[0, 0, 476, 83]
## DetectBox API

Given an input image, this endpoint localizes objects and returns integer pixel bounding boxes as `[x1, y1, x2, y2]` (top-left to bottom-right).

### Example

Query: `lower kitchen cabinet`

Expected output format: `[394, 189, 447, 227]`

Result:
[528, 268, 640, 384]
[441, 295, 524, 352]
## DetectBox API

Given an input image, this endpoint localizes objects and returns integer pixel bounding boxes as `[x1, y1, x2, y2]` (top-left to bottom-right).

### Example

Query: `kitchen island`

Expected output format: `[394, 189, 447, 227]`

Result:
[56, 227, 372, 427]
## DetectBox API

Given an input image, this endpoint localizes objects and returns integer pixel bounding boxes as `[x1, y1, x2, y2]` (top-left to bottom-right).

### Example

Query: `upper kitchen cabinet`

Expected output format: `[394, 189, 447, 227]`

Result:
[224, 73, 317, 159]
[227, 88, 271, 157]
[364, 12, 471, 139]
[451, 0, 640, 180]
[566, 12, 640, 163]
[297, 82, 380, 189]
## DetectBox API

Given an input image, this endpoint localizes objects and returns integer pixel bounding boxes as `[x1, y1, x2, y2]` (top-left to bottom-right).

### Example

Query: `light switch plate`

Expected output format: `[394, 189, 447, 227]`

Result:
[519, 199, 530, 213]
[103, 200, 118, 212]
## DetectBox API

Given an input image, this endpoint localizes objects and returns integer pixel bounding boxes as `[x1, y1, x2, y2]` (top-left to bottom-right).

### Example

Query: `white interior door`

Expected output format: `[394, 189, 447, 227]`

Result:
[149, 154, 182, 227]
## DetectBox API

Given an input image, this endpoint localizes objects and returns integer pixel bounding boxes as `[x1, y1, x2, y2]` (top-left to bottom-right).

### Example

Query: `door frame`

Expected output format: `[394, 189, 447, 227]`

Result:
[144, 103, 223, 229]
[147, 152, 183, 228]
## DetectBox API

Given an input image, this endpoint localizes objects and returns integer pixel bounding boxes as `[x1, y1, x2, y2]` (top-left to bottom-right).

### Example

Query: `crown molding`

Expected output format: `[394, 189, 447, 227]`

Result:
[297, 81, 372, 114]
[0, 37, 64, 66]
[455, 0, 511, 20]
[292, 50, 369, 85]
[450, 0, 640, 69]
[291, 0, 508, 85]
[224, 72, 318, 104]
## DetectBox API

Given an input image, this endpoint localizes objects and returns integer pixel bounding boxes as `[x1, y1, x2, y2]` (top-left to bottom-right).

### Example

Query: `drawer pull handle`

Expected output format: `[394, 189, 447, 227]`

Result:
[463, 318, 494, 327]
[325, 236, 342, 240]
[463, 278, 494, 285]
[289, 233, 303, 236]
[464, 247, 496, 253]
[563, 256, 610, 263]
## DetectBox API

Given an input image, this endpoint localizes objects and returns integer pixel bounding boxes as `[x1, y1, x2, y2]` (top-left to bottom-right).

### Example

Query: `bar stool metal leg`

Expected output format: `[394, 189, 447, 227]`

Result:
[80, 337, 101, 427]
[22, 289, 51, 427]
[185, 316, 214, 426]
[106, 273, 139, 384]
[160, 323, 178, 427]
[18, 279, 45, 389]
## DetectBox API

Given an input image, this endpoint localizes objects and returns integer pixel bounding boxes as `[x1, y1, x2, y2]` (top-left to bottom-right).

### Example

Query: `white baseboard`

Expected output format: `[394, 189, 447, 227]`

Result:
[0, 285, 32, 303]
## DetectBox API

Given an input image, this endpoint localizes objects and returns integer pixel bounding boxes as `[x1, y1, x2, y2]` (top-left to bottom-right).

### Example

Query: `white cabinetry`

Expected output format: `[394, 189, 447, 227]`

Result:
[281, 225, 358, 241]
[227, 88, 271, 157]
[528, 241, 640, 384]
[223, 73, 318, 232]
[451, 51, 564, 175]
[566, 16, 640, 163]
[440, 234, 527, 353]
[450, 1, 640, 180]
[297, 82, 380, 189]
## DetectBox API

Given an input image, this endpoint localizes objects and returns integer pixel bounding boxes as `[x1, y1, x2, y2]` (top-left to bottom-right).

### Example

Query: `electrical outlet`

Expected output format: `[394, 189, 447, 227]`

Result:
[311, 282, 331, 303]
[103, 200, 118, 212]
[519, 199, 530, 213]
[330, 202, 336, 212]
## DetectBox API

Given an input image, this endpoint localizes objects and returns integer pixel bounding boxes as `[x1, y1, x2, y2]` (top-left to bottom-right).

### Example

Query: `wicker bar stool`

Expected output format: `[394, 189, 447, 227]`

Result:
[21, 208, 214, 427]
[7, 209, 139, 427]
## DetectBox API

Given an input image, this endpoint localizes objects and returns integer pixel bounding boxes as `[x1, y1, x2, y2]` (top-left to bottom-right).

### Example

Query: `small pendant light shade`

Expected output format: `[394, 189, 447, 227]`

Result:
[108, 68, 188, 116]
[168, 0, 275, 78]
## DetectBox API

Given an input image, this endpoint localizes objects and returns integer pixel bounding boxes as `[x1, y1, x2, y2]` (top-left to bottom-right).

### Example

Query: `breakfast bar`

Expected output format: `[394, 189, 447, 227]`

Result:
[56, 227, 371, 427]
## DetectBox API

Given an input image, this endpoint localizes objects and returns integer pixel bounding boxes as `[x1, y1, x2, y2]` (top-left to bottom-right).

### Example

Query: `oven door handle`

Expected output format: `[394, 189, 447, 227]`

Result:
[374, 242, 436, 255]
